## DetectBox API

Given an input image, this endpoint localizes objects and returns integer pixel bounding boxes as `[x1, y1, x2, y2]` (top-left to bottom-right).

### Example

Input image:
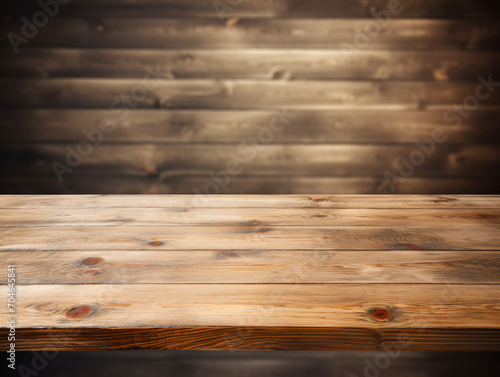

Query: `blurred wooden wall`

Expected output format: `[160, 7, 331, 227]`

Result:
[16, 351, 500, 377]
[1, 0, 499, 194]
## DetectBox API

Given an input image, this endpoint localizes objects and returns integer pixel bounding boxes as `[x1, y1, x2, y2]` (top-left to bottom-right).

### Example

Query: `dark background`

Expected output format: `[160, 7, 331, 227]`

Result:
[14, 351, 500, 377]
[1, 0, 499, 194]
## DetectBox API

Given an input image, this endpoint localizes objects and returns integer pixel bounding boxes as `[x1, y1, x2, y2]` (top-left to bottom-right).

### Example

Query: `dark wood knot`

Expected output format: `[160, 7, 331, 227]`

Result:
[65, 305, 94, 320]
[149, 241, 164, 246]
[311, 198, 327, 203]
[368, 307, 396, 322]
[81, 257, 105, 266]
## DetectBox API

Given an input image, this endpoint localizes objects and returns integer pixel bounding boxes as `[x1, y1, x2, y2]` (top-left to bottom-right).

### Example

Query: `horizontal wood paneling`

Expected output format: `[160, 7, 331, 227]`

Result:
[2, 176, 499, 194]
[2, 79, 499, 110]
[1, 194, 497, 209]
[2, 49, 500, 81]
[2, 144, 499, 176]
[2, 19, 500, 50]
[1, 2, 499, 194]
[2, 110, 499, 143]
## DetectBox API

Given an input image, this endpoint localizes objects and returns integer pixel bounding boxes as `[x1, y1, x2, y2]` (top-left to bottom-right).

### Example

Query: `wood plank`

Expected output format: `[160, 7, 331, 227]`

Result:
[4, 327, 500, 351]
[2, 49, 500, 81]
[14, 0, 498, 19]
[4, 326, 500, 354]
[1, 195, 496, 209]
[0, 195, 498, 350]
[0, 284, 498, 328]
[2, 110, 499, 144]
[0, 225, 497, 251]
[1, 79, 500, 110]
[2, 144, 499, 177]
[2, 19, 499, 50]
[1, 175, 499, 194]
[0, 207, 498, 227]
[1, 250, 498, 284]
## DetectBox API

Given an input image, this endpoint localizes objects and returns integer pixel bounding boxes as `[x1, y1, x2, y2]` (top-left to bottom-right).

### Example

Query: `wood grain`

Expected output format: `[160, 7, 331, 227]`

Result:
[1, 4, 499, 196]
[0, 194, 498, 350]
[1, 225, 498, 251]
[1, 284, 498, 328]
[2, 79, 500, 110]
[0, 207, 498, 227]
[3, 143, 499, 177]
[2, 49, 500, 81]
[4, 327, 500, 351]
[1, 110, 500, 143]
[2, 19, 499, 50]
[1, 250, 498, 284]
[1, 194, 496, 209]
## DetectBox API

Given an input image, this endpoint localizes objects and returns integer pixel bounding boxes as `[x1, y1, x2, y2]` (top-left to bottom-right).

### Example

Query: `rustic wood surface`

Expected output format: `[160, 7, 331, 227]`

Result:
[1, 1, 500, 195]
[0, 194, 499, 350]
[2, 49, 500, 81]
[2, 19, 500, 50]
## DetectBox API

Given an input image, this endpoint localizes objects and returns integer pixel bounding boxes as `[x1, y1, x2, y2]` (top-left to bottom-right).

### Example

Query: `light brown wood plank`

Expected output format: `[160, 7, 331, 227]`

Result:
[1, 79, 500, 110]
[2, 110, 499, 144]
[2, 19, 500, 50]
[2, 49, 500, 81]
[0, 207, 498, 227]
[0, 225, 497, 251]
[1, 194, 496, 209]
[1, 284, 498, 328]
[0, 195, 498, 350]
[1, 250, 498, 284]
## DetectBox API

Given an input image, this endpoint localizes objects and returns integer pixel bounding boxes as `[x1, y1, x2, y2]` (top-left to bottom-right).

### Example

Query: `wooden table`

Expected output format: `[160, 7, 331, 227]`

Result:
[1, 195, 499, 350]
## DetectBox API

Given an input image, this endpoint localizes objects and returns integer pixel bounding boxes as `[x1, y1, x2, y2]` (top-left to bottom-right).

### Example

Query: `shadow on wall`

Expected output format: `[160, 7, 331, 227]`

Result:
[16, 351, 500, 377]
[1, 0, 500, 194]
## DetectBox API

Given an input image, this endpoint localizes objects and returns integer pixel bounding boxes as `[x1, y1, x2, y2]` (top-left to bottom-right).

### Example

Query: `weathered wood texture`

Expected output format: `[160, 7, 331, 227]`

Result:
[2, 19, 500, 50]
[3, 143, 500, 176]
[0, 1, 499, 194]
[4, 79, 500, 109]
[5, 328, 500, 352]
[2, 110, 500, 143]
[2, 49, 500, 81]
[0, 195, 499, 350]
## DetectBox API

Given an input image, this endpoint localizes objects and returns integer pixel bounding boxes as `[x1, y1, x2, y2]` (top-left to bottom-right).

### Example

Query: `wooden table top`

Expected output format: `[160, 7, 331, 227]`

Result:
[1, 195, 499, 350]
